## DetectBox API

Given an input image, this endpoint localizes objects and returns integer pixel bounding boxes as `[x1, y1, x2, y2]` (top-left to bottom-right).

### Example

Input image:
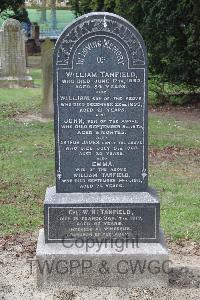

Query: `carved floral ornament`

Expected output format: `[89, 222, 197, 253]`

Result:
[56, 15, 145, 66]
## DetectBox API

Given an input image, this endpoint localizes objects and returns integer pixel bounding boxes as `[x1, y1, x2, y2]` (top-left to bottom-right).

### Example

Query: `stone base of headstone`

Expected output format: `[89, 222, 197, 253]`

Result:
[0, 75, 33, 88]
[36, 228, 169, 288]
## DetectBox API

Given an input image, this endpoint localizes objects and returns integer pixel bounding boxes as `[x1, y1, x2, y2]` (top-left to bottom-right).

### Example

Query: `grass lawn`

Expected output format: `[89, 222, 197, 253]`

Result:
[0, 65, 199, 241]
[0, 9, 75, 30]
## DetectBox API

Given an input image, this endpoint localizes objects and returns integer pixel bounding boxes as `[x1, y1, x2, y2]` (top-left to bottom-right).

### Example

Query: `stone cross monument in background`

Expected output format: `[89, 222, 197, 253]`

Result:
[36, 12, 169, 289]
[0, 19, 33, 88]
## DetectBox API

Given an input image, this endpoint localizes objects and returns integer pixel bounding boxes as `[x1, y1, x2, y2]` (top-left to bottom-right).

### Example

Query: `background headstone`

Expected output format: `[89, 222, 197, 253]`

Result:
[0, 19, 33, 88]
[31, 23, 40, 45]
[41, 38, 54, 118]
[26, 23, 41, 55]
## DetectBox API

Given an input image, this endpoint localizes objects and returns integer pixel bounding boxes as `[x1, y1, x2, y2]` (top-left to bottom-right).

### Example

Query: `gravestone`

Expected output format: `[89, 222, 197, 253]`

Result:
[54, 17, 148, 193]
[36, 13, 169, 288]
[41, 38, 54, 118]
[0, 19, 33, 88]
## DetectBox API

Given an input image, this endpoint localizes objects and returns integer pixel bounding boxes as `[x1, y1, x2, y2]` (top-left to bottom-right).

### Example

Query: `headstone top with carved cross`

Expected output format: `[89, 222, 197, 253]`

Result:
[53, 12, 148, 193]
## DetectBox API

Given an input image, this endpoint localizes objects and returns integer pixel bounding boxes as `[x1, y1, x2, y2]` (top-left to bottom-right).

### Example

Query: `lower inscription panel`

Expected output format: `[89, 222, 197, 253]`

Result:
[45, 204, 159, 243]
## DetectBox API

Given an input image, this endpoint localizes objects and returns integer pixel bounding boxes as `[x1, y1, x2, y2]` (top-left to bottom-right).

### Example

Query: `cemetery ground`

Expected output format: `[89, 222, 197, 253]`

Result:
[0, 58, 200, 299]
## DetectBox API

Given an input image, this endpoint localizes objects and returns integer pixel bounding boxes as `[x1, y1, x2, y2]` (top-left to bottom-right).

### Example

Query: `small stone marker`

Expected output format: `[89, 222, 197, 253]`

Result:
[41, 38, 54, 118]
[36, 13, 169, 289]
[0, 19, 33, 88]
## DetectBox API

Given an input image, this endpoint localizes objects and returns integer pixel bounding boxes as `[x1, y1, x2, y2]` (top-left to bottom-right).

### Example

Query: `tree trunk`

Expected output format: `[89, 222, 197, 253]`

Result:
[50, 0, 57, 30]
[40, 0, 47, 24]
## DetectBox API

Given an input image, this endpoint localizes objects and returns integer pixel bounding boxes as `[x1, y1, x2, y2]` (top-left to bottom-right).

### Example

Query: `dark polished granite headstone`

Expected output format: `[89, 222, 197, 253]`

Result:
[44, 12, 160, 244]
[37, 13, 169, 288]
[53, 12, 148, 193]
